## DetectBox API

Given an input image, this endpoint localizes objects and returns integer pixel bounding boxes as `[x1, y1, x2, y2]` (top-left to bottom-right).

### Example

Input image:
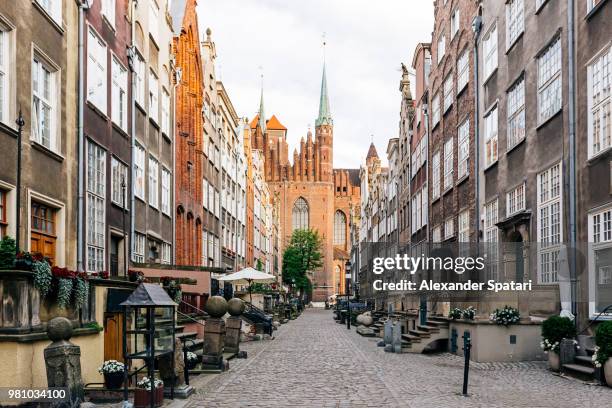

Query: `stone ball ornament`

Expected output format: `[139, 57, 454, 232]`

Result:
[205, 295, 229, 318]
[227, 298, 245, 316]
[362, 315, 374, 327]
[47, 317, 74, 342]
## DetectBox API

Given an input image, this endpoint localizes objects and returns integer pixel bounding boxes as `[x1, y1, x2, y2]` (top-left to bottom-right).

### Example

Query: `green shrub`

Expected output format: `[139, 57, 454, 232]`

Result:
[541, 316, 576, 352]
[594, 321, 612, 367]
[0, 237, 16, 269]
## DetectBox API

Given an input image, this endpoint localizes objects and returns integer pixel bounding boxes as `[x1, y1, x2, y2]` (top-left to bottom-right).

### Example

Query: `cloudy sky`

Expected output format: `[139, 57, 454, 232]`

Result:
[197, 0, 434, 168]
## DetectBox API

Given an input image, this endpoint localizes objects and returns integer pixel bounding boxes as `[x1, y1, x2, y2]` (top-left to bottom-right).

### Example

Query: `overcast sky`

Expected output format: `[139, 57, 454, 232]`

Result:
[197, 0, 434, 168]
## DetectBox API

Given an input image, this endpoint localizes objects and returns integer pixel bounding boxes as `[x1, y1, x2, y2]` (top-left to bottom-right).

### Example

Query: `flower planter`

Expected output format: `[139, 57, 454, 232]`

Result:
[547, 351, 560, 371]
[134, 386, 163, 408]
[186, 359, 198, 370]
[605, 358, 612, 387]
[104, 372, 125, 389]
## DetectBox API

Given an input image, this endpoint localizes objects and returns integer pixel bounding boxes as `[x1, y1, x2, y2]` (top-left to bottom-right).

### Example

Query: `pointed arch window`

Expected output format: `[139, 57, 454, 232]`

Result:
[334, 210, 347, 246]
[292, 197, 309, 231]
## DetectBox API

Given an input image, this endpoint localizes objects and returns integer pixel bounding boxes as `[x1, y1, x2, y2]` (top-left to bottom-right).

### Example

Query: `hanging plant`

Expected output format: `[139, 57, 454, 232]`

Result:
[73, 276, 89, 309]
[32, 260, 53, 297]
[57, 278, 74, 309]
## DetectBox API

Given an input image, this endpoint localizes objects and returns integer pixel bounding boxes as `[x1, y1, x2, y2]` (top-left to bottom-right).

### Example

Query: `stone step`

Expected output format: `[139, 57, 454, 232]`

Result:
[408, 329, 431, 337]
[401, 334, 421, 343]
[176, 331, 198, 340]
[575, 355, 595, 366]
[562, 363, 596, 376]
[417, 325, 440, 332]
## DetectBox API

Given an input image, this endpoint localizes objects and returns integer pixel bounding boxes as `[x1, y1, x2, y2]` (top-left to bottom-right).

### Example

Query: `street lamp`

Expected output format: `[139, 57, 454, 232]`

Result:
[121, 176, 128, 276]
[345, 260, 351, 329]
[15, 110, 25, 255]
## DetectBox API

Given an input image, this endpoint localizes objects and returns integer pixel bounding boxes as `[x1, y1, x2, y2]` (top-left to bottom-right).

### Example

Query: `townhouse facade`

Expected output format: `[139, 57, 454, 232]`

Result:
[0, 0, 79, 269]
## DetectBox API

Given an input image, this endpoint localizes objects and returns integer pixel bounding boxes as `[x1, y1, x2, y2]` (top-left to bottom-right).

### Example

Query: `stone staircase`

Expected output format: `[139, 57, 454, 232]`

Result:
[401, 316, 449, 353]
[561, 336, 600, 383]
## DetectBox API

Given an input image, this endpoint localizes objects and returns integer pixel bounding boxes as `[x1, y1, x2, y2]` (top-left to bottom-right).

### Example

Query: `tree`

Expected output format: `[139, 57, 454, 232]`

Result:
[282, 229, 323, 299]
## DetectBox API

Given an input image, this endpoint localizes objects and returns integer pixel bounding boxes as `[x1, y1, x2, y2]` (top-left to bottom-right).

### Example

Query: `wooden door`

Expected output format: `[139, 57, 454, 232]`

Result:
[104, 313, 124, 361]
[30, 232, 56, 265]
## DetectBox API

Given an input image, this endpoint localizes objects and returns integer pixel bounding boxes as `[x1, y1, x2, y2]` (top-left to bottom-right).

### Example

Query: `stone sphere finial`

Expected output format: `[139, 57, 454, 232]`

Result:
[206, 27, 212, 38]
[205, 296, 228, 318]
[227, 298, 245, 316]
[47, 317, 73, 342]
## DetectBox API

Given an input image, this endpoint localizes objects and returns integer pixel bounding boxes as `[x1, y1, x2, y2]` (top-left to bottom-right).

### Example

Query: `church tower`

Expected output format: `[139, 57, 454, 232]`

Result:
[315, 62, 333, 182]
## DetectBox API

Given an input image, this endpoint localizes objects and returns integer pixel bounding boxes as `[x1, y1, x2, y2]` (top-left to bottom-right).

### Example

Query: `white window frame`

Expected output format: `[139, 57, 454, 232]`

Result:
[484, 199, 499, 280]
[457, 49, 469, 93]
[537, 162, 562, 284]
[437, 35, 445, 64]
[36, 0, 62, 25]
[458, 210, 469, 242]
[507, 77, 526, 149]
[111, 156, 128, 207]
[432, 225, 441, 243]
[443, 74, 453, 113]
[451, 9, 460, 39]
[506, 0, 524, 50]
[86, 140, 106, 272]
[111, 55, 128, 131]
[484, 105, 498, 167]
[444, 218, 454, 240]
[506, 182, 526, 216]
[537, 37, 562, 124]
[432, 151, 440, 200]
[483, 24, 498, 80]
[0, 24, 14, 125]
[161, 167, 171, 216]
[587, 45, 611, 159]
[134, 143, 145, 200]
[161, 87, 170, 135]
[148, 156, 159, 209]
[134, 51, 145, 107]
[458, 119, 470, 179]
[443, 138, 453, 191]
[161, 242, 171, 265]
[133, 232, 146, 263]
[588, 205, 612, 318]
[149, 69, 159, 123]
[31, 55, 59, 152]
[102, 0, 116, 28]
[432, 93, 440, 127]
[87, 27, 107, 114]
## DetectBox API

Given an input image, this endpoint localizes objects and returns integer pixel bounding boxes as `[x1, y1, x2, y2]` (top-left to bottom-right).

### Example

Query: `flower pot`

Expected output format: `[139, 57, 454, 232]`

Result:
[104, 372, 124, 389]
[605, 358, 612, 387]
[134, 386, 163, 408]
[547, 351, 560, 371]
[128, 274, 138, 282]
[186, 359, 198, 370]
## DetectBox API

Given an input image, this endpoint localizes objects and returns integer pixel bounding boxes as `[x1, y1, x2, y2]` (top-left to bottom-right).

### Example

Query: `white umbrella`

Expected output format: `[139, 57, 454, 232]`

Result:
[218, 267, 276, 303]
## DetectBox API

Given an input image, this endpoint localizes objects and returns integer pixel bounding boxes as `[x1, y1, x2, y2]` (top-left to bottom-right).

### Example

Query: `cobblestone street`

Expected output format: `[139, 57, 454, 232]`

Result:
[182, 309, 611, 407]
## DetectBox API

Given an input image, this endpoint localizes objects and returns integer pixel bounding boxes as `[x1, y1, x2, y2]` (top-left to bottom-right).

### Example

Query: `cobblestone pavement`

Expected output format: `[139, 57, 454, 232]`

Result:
[183, 309, 611, 408]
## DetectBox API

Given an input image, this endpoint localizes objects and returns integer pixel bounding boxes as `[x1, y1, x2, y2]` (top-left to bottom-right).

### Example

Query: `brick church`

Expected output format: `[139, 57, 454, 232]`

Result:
[250, 63, 360, 302]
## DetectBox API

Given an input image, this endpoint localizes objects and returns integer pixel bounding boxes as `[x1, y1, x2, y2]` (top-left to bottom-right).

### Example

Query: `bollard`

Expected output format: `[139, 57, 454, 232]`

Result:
[450, 328, 458, 353]
[462, 331, 471, 396]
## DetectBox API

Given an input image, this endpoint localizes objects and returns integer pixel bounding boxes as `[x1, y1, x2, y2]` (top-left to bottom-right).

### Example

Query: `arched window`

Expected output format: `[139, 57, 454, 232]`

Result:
[334, 210, 347, 246]
[292, 197, 309, 231]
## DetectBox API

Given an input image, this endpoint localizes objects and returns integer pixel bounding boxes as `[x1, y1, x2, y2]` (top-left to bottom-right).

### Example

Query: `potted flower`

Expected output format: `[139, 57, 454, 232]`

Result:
[462, 306, 476, 320]
[128, 269, 144, 283]
[593, 321, 612, 387]
[134, 377, 164, 408]
[185, 351, 199, 370]
[490, 306, 520, 326]
[98, 360, 125, 389]
[540, 316, 576, 371]
[448, 307, 462, 320]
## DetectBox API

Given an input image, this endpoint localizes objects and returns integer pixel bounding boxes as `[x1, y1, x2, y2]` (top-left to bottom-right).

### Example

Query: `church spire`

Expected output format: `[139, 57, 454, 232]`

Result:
[258, 72, 266, 132]
[316, 44, 332, 127]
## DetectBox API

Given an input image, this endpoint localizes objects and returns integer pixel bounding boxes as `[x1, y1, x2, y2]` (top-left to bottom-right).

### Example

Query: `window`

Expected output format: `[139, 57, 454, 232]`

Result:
[506, 0, 524, 49]
[432, 93, 440, 126]
[483, 25, 498, 79]
[292, 197, 309, 231]
[161, 242, 171, 265]
[444, 138, 453, 190]
[588, 0, 605, 13]
[134, 144, 145, 199]
[111, 157, 128, 207]
[134, 52, 145, 106]
[444, 218, 454, 239]
[87, 28, 107, 114]
[334, 210, 347, 246]
[148, 156, 159, 209]
[506, 183, 526, 216]
[507, 78, 526, 148]
[149, 0, 159, 42]
[484, 199, 499, 280]
[589, 206, 612, 315]
[432, 225, 441, 243]
[443, 75, 453, 113]
[538, 38, 562, 124]
[32, 57, 57, 151]
[161, 88, 170, 135]
[451, 9, 460, 39]
[432, 152, 440, 200]
[87, 141, 106, 272]
[458, 119, 470, 179]
[537, 163, 562, 284]
[149, 70, 159, 122]
[587, 46, 611, 158]
[458, 210, 470, 242]
[102, 0, 116, 27]
[421, 183, 428, 228]
[133, 232, 146, 263]
[111, 56, 128, 130]
[437, 35, 445, 64]
[484, 106, 498, 166]
[457, 49, 469, 93]
[0, 27, 12, 124]
[36, 0, 61, 24]
[0, 189, 6, 238]
[161, 168, 171, 215]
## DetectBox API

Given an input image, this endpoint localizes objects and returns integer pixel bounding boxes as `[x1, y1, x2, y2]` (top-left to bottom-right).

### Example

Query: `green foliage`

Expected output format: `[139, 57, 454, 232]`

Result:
[594, 321, 612, 366]
[0, 237, 16, 269]
[541, 316, 575, 352]
[85, 322, 104, 332]
[448, 308, 462, 320]
[57, 278, 74, 309]
[32, 260, 53, 297]
[490, 305, 520, 326]
[256, 258, 263, 271]
[282, 229, 323, 296]
[73, 277, 89, 308]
